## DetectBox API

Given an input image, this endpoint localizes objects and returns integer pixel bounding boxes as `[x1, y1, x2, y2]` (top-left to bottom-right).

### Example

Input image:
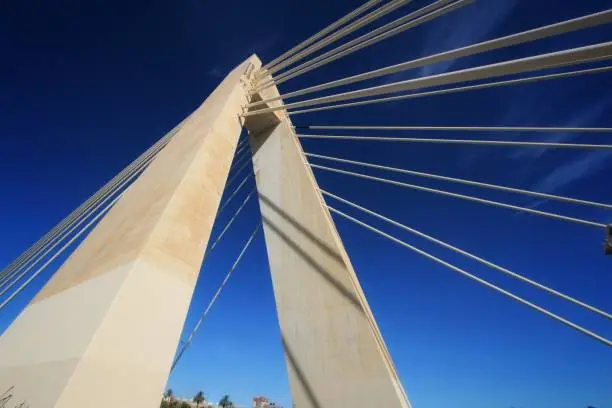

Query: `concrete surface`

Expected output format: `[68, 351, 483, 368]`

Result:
[0, 55, 261, 408]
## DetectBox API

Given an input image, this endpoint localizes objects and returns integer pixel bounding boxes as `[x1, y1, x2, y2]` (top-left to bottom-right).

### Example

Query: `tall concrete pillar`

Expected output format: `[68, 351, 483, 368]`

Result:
[246, 101, 410, 406]
[0, 55, 261, 408]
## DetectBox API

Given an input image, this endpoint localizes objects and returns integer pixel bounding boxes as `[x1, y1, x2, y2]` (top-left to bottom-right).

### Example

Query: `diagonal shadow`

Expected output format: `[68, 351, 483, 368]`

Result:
[281, 334, 322, 408]
[261, 214, 364, 314]
[259, 193, 344, 264]
[243, 94, 282, 146]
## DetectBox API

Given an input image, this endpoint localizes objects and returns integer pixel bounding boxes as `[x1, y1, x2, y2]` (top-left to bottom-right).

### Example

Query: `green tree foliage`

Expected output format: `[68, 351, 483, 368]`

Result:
[219, 394, 233, 407]
[164, 389, 174, 401]
[193, 391, 205, 408]
[160, 398, 178, 408]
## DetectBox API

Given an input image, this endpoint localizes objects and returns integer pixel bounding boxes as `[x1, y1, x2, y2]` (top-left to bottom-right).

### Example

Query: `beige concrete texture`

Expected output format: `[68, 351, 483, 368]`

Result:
[247, 116, 410, 408]
[243, 70, 286, 135]
[0, 55, 261, 408]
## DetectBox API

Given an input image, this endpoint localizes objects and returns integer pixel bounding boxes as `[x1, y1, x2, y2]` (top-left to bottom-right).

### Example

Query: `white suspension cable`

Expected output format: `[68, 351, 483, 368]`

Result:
[0, 128, 176, 287]
[310, 164, 606, 228]
[236, 138, 246, 150]
[0, 121, 182, 284]
[297, 125, 612, 133]
[162, 188, 257, 370]
[218, 174, 253, 215]
[287, 65, 612, 115]
[171, 222, 262, 371]
[0, 148, 157, 285]
[261, 0, 386, 72]
[208, 188, 257, 255]
[0, 195, 122, 312]
[225, 155, 253, 188]
[0, 133, 176, 289]
[255, 8, 612, 100]
[307, 153, 612, 210]
[0, 149, 162, 296]
[327, 206, 612, 347]
[264, 0, 415, 76]
[229, 145, 252, 172]
[245, 41, 612, 116]
[229, 149, 253, 175]
[237, 134, 249, 149]
[322, 190, 612, 320]
[232, 143, 248, 162]
[253, 0, 472, 96]
[298, 134, 612, 150]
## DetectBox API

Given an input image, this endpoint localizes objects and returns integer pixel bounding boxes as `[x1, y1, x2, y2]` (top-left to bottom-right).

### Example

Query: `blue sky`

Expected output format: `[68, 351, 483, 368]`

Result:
[1, 0, 611, 407]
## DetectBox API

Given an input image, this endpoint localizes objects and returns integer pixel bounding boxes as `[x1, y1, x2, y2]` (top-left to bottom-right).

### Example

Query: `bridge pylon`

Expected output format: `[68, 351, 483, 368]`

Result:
[0, 54, 408, 408]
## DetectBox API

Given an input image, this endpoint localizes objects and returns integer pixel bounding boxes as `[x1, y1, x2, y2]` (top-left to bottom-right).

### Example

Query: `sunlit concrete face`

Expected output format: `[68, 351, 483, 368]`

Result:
[247, 110, 410, 407]
[0, 55, 261, 408]
[1, 52, 409, 408]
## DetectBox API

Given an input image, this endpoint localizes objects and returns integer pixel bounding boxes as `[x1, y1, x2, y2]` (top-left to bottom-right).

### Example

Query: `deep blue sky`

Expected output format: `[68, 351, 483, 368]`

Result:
[1, 0, 611, 407]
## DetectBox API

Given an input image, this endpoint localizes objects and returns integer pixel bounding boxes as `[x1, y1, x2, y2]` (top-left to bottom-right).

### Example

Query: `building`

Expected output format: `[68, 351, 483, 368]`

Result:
[170, 396, 212, 408]
[253, 396, 281, 408]
[252, 396, 270, 407]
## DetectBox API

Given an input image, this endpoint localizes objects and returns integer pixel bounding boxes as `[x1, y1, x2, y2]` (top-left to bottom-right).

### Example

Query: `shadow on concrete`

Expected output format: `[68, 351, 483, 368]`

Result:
[281, 334, 322, 408]
[243, 93, 282, 145]
[259, 194, 364, 314]
[259, 193, 344, 264]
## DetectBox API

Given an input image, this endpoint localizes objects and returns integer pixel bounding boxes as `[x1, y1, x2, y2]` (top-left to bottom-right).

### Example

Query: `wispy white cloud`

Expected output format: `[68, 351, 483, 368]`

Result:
[526, 96, 612, 195]
[418, 0, 520, 77]
[207, 66, 225, 78]
[509, 97, 612, 160]
[379, 0, 611, 198]
[531, 150, 612, 193]
[458, 92, 612, 196]
[382, 0, 520, 85]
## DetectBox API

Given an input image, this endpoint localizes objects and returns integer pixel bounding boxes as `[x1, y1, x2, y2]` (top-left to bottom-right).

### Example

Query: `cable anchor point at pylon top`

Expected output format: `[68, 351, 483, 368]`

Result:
[605, 225, 612, 255]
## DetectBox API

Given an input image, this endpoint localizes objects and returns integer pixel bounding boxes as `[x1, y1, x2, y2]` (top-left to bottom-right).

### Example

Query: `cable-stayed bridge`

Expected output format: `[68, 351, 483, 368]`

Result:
[0, 1, 611, 407]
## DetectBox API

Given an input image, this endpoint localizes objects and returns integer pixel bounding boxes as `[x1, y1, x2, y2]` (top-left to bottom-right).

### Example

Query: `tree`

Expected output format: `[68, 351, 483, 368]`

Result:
[219, 394, 233, 407]
[164, 389, 174, 401]
[193, 391, 205, 408]
[179, 403, 190, 408]
[160, 400, 178, 408]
